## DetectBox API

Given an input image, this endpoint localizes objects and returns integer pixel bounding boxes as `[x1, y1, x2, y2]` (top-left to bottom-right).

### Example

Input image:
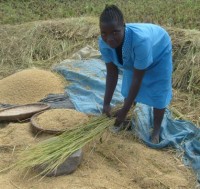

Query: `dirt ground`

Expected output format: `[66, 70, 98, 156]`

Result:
[0, 121, 197, 189]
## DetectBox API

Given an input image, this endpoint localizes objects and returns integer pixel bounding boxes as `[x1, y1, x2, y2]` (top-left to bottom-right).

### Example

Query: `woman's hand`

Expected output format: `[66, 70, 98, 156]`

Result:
[114, 107, 128, 126]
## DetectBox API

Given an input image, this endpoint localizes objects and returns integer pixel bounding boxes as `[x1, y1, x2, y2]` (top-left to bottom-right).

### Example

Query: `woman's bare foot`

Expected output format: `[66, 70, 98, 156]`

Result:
[151, 129, 160, 144]
[151, 133, 160, 144]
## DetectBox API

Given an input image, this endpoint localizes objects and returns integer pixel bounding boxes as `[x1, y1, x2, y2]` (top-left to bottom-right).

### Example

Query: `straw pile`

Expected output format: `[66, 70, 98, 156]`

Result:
[0, 17, 99, 79]
[0, 68, 64, 105]
[167, 27, 200, 94]
[34, 109, 89, 130]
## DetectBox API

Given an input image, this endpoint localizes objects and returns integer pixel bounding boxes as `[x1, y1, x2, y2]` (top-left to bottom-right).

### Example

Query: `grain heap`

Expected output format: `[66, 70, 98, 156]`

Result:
[35, 109, 89, 131]
[0, 69, 64, 105]
[0, 122, 52, 152]
[0, 123, 37, 149]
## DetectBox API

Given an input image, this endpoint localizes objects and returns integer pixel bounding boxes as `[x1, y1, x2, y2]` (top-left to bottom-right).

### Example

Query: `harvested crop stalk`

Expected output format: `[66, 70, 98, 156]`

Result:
[9, 106, 133, 176]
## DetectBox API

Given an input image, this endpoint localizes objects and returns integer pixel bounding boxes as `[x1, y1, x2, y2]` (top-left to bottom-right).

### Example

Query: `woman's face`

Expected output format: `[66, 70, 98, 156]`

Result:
[100, 21, 124, 49]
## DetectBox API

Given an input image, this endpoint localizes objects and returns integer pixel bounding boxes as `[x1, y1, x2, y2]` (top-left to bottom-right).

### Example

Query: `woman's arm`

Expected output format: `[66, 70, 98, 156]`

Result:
[123, 68, 145, 111]
[115, 68, 145, 125]
[103, 62, 119, 115]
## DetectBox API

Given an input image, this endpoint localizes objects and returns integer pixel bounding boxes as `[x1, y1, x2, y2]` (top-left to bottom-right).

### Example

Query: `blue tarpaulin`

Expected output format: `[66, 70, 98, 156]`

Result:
[54, 58, 200, 181]
[54, 59, 124, 114]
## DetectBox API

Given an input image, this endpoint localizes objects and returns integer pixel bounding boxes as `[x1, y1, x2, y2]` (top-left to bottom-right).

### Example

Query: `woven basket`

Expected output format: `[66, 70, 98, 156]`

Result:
[31, 111, 67, 135]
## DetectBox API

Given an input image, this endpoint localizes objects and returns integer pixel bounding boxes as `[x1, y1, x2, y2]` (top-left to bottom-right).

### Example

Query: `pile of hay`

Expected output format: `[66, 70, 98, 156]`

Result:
[0, 68, 64, 105]
[167, 27, 200, 94]
[0, 17, 99, 79]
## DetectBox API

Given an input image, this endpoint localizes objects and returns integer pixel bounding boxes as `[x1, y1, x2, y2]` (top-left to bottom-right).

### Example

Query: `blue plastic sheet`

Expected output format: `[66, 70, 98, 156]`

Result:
[54, 58, 200, 181]
[54, 59, 124, 114]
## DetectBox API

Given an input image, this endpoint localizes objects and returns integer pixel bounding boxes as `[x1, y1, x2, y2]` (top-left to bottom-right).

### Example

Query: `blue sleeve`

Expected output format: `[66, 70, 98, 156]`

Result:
[98, 37, 112, 64]
[134, 38, 153, 70]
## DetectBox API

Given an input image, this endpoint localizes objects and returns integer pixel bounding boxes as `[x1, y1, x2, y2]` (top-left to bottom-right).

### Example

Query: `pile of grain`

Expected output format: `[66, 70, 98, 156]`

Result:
[0, 123, 35, 149]
[0, 69, 64, 105]
[0, 123, 52, 150]
[35, 109, 89, 131]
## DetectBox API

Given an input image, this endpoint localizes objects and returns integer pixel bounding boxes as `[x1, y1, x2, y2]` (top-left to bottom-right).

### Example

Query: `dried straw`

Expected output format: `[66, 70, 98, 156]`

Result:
[170, 89, 200, 126]
[0, 17, 99, 79]
[167, 27, 200, 94]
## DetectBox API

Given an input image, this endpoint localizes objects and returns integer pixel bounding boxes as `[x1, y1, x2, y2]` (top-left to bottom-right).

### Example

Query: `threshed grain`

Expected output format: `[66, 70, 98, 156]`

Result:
[35, 109, 88, 130]
[0, 69, 64, 105]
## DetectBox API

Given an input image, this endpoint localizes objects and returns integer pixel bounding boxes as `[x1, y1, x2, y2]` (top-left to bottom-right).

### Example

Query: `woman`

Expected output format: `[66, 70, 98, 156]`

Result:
[98, 5, 173, 144]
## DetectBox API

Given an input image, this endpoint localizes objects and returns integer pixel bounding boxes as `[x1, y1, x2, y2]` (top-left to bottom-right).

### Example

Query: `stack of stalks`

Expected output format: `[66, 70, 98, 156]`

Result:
[167, 27, 200, 94]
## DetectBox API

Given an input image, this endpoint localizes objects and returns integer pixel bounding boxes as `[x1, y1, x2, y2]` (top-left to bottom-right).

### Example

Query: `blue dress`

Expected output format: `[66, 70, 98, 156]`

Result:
[98, 23, 173, 109]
